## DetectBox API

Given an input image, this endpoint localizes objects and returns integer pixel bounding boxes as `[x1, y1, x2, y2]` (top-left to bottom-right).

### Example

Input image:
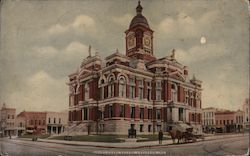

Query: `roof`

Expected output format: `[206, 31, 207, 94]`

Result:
[129, 1, 150, 29]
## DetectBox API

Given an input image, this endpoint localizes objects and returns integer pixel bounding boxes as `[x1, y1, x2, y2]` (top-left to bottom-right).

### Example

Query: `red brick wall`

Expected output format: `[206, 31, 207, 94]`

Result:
[153, 107, 156, 120]
[144, 107, 148, 119]
[167, 82, 171, 100]
[104, 86, 108, 99]
[114, 83, 119, 97]
[126, 84, 130, 98]
[178, 85, 184, 102]
[104, 105, 108, 118]
[151, 81, 155, 100]
[164, 81, 168, 102]
[79, 85, 83, 101]
[113, 103, 120, 117]
[125, 104, 130, 118]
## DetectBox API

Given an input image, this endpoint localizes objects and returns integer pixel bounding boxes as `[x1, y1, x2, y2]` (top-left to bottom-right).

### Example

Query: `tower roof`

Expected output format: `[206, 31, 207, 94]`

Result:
[129, 1, 149, 29]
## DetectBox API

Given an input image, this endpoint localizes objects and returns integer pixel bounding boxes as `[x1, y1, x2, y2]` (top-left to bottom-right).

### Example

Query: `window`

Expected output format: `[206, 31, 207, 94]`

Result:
[223, 120, 225, 125]
[48, 118, 51, 124]
[119, 77, 126, 97]
[156, 109, 161, 120]
[120, 105, 125, 117]
[171, 84, 178, 102]
[231, 120, 233, 124]
[59, 118, 61, 124]
[157, 125, 161, 132]
[12, 115, 14, 119]
[139, 87, 143, 99]
[156, 90, 161, 101]
[108, 105, 113, 118]
[148, 125, 152, 132]
[8, 115, 10, 119]
[129, 86, 135, 99]
[35, 120, 37, 125]
[54, 118, 56, 124]
[129, 78, 135, 99]
[70, 96, 74, 106]
[131, 107, 135, 119]
[83, 108, 88, 120]
[20, 122, 23, 127]
[108, 78, 115, 98]
[85, 83, 89, 100]
[185, 97, 189, 104]
[138, 80, 143, 100]
[140, 125, 144, 132]
[156, 82, 161, 88]
[39, 120, 41, 125]
[140, 108, 144, 119]
[220, 120, 222, 125]
[178, 108, 184, 121]
[146, 88, 151, 101]
[148, 109, 152, 119]
[43, 120, 45, 125]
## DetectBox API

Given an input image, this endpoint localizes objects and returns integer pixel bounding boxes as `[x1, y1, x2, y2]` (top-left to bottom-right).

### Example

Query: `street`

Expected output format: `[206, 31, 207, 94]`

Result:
[0, 135, 249, 156]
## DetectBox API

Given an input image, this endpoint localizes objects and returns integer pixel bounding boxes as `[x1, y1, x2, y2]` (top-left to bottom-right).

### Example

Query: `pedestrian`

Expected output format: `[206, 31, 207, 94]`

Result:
[158, 129, 163, 144]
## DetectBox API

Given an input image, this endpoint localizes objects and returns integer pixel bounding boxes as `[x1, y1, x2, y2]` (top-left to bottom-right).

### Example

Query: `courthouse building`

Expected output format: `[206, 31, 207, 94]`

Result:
[67, 1, 203, 134]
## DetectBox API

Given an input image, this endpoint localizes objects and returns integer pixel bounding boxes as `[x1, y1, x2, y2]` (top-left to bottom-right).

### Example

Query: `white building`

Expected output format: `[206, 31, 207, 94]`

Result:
[202, 107, 217, 132]
[243, 98, 249, 130]
[46, 111, 68, 134]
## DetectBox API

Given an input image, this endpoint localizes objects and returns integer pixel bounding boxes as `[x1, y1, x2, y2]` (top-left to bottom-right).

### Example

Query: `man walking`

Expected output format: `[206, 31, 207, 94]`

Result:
[158, 129, 163, 144]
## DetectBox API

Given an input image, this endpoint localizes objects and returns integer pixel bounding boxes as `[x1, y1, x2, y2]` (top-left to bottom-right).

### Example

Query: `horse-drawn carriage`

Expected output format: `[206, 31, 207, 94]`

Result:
[168, 124, 204, 144]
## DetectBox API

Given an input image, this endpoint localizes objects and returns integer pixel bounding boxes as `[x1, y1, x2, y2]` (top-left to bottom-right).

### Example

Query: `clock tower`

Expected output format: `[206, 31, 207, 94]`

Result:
[125, 1, 156, 62]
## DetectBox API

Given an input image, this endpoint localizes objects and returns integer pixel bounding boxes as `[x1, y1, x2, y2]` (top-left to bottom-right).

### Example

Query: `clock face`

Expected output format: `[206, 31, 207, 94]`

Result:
[128, 36, 135, 49]
[144, 37, 151, 48]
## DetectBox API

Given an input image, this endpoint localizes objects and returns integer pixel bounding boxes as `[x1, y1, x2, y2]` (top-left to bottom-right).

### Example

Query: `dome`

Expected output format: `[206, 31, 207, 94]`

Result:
[129, 14, 149, 28]
[129, 1, 150, 29]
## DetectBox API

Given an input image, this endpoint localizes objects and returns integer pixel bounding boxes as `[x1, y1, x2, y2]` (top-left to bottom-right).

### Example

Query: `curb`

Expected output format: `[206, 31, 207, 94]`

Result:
[14, 133, 248, 149]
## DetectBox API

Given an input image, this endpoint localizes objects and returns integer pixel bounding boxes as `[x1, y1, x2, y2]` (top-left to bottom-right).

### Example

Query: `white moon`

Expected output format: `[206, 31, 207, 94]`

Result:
[200, 36, 206, 44]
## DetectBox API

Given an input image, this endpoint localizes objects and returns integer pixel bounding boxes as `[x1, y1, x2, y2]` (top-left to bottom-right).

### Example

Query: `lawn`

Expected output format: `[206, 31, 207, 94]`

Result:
[49, 134, 171, 143]
[137, 134, 170, 142]
[49, 135, 126, 143]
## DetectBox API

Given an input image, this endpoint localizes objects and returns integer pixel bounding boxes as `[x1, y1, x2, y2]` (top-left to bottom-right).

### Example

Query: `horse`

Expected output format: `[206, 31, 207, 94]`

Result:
[167, 129, 184, 144]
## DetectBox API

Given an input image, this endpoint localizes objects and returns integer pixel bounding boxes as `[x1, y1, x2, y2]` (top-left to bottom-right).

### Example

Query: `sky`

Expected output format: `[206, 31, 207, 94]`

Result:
[0, 0, 249, 114]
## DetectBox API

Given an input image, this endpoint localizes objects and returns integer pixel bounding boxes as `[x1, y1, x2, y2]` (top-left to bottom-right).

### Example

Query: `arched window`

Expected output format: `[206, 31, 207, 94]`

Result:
[119, 77, 126, 97]
[85, 82, 89, 100]
[108, 77, 115, 98]
[171, 84, 178, 102]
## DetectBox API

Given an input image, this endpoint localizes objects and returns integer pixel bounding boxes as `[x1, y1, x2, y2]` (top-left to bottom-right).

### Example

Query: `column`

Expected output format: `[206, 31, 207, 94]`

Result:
[172, 107, 178, 122]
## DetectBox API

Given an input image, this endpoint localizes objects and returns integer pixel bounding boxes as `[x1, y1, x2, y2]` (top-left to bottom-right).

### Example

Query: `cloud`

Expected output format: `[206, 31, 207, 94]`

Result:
[48, 24, 68, 34]
[158, 11, 219, 38]
[6, 71, 68, 113]
[112, 14, 133, 26]
[62, 41, 90, 61]
[48, 15, 96, 35]
[31, 46, 58, 59]
[176, 42, 227, 64]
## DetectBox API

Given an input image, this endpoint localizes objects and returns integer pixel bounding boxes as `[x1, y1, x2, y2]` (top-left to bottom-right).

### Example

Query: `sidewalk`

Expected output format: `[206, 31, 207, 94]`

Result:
[16, 133, 248, 149]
